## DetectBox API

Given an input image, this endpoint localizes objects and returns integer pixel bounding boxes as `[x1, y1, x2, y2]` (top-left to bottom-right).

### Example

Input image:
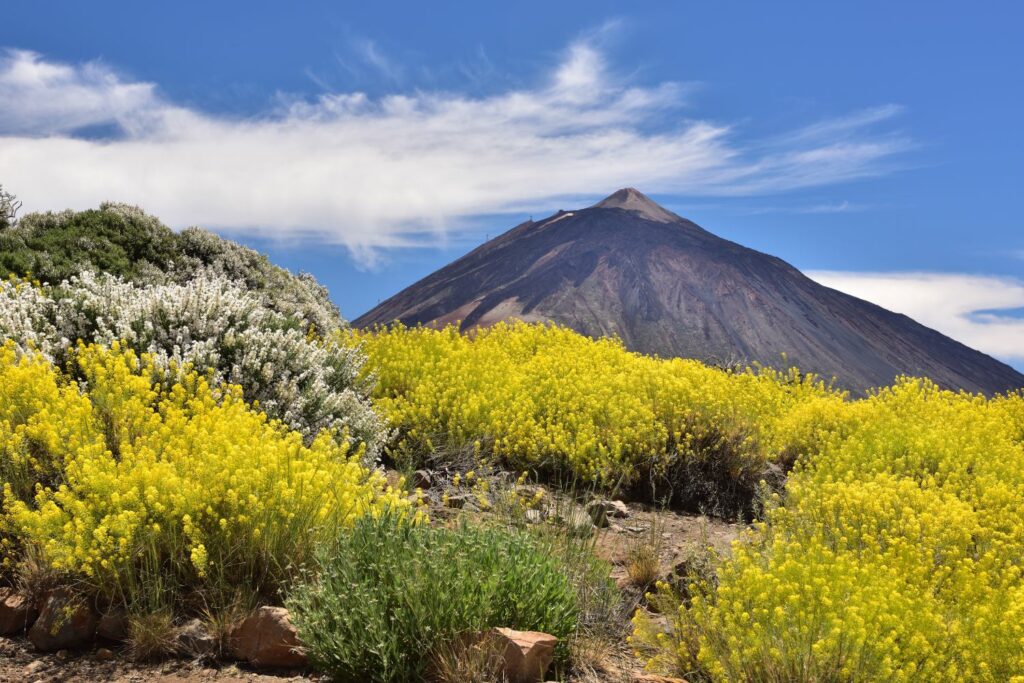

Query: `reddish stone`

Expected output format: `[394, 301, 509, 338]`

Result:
[227, 606, 306, 668]
[490, 627, 558, 683]
[96, 609, 128, 642]
[633, 674, 689, 683]
[0, 587, 38, 635]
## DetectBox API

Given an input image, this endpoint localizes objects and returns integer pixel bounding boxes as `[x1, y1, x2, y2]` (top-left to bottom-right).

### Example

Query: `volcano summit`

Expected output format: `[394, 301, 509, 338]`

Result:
[356, 189, 1023, 394]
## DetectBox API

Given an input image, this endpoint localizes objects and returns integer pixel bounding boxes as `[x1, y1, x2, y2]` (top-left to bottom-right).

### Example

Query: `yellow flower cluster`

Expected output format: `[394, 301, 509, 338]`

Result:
[633, 379, 1024, 681]
[345, 323, 1024, 677]
[349, 322, 845, 487]
[0, 342, 101, 504]
[0, 341, 408, 606]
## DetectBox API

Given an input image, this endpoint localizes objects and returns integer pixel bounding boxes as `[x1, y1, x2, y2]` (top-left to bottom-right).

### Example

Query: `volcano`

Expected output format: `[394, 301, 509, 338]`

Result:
[355, 188, 1024, 394]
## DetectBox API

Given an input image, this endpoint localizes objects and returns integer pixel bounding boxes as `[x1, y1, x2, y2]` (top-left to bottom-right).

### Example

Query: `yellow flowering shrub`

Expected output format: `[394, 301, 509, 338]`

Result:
[633, 380, 1024, 681]
[350, 323, 844, 509]
[0, 342, 102, 503]
[1, 341, 409, 609]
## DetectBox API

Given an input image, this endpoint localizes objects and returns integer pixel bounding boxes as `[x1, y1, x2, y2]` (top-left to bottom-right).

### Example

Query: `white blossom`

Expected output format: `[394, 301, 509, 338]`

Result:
[0, 272, 386, 461]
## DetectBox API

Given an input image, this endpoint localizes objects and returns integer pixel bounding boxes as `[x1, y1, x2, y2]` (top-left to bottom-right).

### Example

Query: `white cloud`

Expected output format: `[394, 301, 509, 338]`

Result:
[0, 49, 161, 136]
[808, 271, 1024, 364]
[0, 43, 910, 262]
[743, 200, 867, 215]
[795, 200, 863, 214]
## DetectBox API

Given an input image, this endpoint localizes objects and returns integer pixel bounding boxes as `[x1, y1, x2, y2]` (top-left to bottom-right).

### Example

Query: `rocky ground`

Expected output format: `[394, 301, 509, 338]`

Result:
[0, 472, 740, 683]
[0, 637, 319, 683]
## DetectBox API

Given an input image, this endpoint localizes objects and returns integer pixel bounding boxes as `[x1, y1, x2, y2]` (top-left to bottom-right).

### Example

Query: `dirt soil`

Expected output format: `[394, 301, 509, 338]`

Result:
[0, 637, 320, 683]
[591, 504, 740, 583]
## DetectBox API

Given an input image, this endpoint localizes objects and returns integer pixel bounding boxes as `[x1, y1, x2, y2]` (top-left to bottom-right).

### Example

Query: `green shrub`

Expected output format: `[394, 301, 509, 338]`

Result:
[1, 202, 341, 332]
[286, 514, 580, 683]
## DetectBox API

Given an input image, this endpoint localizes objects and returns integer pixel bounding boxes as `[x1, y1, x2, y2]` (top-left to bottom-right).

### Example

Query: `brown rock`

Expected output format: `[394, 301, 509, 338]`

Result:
[177, 618, 217, 657]
[608, 500, 630, 518]
[95, 647, 115, 661]
[585, 500, 630, 527]
[28, 587, 97, 652]
[444, 493, 473, 509]
[24, 660, 46, 675]
[412, 469, 433, 489]
[490, 627, 558, 683]
[227, 606, 306, 668]
[585, 500, 611, 528]
[0, 587, 38, 635]
[96, 609, 128, 642]
[556, 508, 595, 537]
[633, 674, 689, 683]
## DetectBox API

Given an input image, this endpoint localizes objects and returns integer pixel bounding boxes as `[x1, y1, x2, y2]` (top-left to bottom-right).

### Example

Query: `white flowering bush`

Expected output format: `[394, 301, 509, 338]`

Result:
[174, 226, 341, 335]
[3, 202, 342, 334]
[0, 273, 386, 460]
[0, 278, 57, 350]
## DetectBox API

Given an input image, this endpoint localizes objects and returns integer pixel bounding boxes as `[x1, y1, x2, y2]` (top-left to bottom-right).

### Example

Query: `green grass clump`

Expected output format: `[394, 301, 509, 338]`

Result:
[286, 514, 581, 683]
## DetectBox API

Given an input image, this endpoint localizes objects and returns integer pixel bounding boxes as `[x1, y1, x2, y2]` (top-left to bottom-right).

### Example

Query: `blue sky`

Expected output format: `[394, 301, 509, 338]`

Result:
[1, 1, 1022, 367]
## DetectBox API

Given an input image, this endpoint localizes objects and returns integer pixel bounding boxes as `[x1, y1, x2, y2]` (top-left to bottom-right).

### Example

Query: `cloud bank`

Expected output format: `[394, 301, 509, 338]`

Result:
[0, 42, 909, 261]
[809, 271, 1024, 365]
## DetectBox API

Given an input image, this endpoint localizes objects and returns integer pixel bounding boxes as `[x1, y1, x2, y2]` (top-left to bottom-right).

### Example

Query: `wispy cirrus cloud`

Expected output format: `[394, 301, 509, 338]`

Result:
[327, 37, 407, 87]
[794, 200, 866, 214]
[0, 39, 910, 263]
[741, 199, 869, 215]
[808, 271, 1024, 365]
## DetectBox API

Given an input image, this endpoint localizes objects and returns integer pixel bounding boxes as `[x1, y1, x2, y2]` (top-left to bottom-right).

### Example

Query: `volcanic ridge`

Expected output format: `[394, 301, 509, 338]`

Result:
[356, 188, 1024, 394]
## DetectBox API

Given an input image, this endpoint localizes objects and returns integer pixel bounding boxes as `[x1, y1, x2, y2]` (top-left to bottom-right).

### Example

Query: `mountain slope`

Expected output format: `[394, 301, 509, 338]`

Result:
[355, 188, 1024, 394]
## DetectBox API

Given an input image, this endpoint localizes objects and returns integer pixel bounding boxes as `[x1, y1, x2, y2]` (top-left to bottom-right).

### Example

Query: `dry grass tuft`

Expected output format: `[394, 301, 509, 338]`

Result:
[626, 516, 665, 588]
[428, 631, 508, 683]
[198, 599, 248, 659]
[626, 543, 661, 588]
[569, 633, 635, 683]
[126, 611, 178, 661]
[13, 543, 63, 606]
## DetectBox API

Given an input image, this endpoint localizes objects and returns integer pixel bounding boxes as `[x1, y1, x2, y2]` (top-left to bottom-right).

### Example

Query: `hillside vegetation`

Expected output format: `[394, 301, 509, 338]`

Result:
[0, 203, 341, 332]
[0, 341, 406, 617]
[351, 322, 848, 517]
[0, 204, 612, 681]
[3, 201, 1024, 681]
[352, 323, 1024, 680]
[1, 274, 385, 455]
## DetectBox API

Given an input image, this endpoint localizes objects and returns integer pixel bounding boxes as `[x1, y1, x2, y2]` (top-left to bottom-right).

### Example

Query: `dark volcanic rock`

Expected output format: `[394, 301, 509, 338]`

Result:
[28, 588, 97, 652]
[355, 188, 1023, 395]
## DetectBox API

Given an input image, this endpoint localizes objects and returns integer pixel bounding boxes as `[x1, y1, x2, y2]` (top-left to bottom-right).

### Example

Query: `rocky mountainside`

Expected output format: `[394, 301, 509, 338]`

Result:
[355, 188, 1024, 394]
